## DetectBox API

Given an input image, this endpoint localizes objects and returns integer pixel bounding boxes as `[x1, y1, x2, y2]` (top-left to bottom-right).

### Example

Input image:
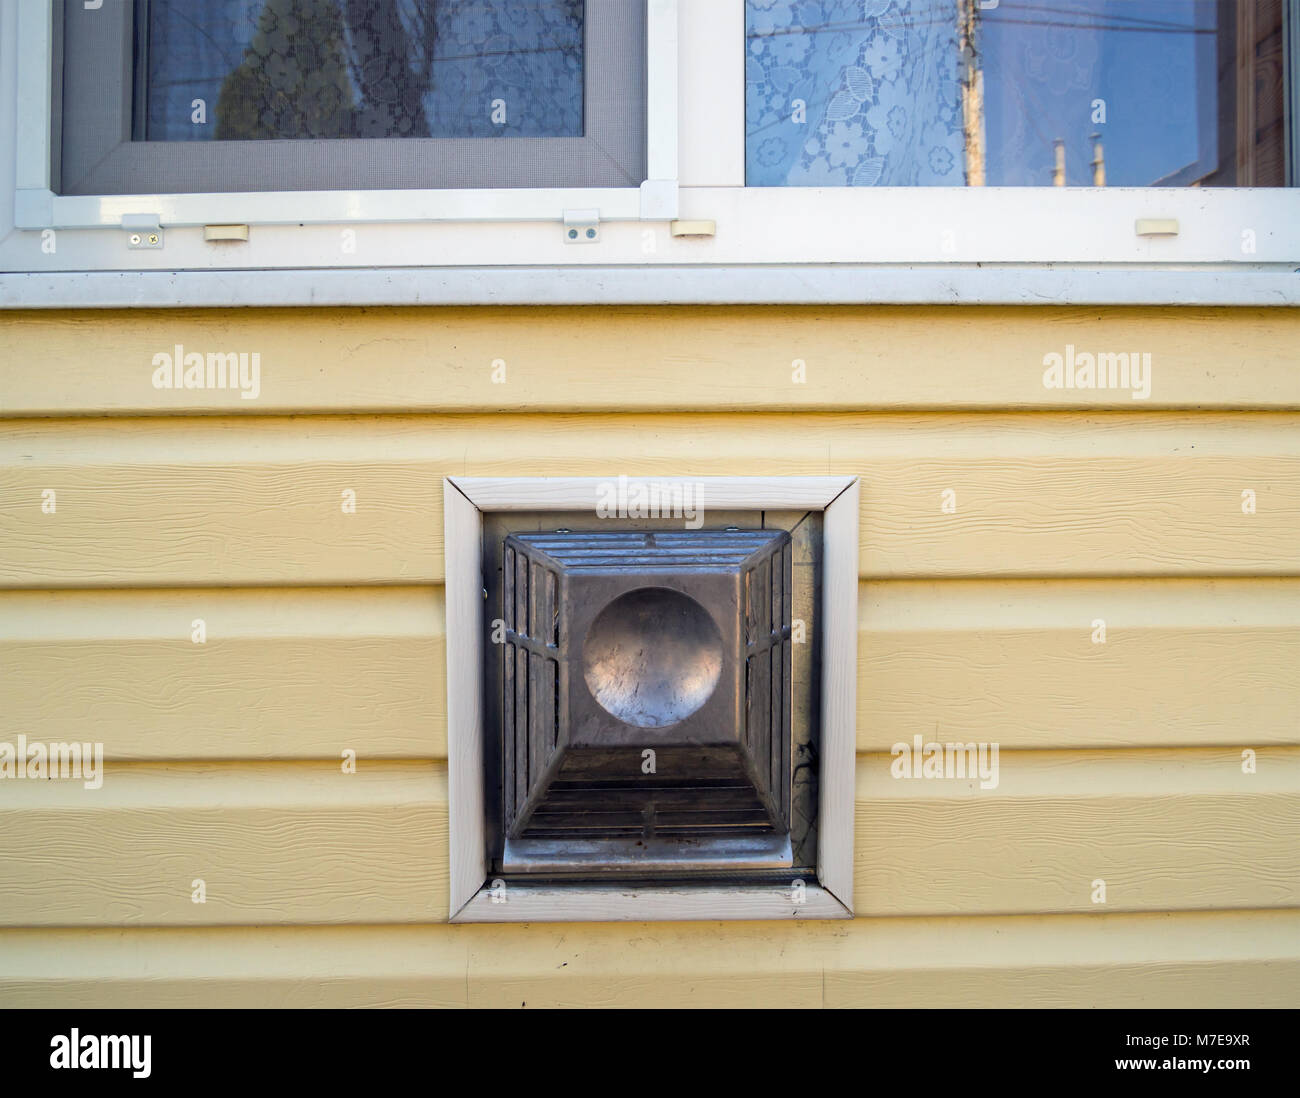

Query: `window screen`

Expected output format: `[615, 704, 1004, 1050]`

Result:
[57, 0, 645, 195]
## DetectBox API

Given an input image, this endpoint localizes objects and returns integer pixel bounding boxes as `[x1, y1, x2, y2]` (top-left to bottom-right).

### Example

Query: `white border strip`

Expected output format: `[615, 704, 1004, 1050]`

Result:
[453, 476, 852, 512]
[456, 883, 849, 922]
[445, 474, 858, 923]
[3, 265, 1298, 308]
[13, 0, 50, 194]
[20, 188, 647, 230]
[645, 0, 679, 184]
[816, 478, 859, 912]
[444, 480, 487, 917]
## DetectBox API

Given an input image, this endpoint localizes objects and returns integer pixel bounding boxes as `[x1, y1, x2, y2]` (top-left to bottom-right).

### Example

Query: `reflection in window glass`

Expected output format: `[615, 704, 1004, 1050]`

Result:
[140, 0, 584, 141]
[746, 0, 1291, 186]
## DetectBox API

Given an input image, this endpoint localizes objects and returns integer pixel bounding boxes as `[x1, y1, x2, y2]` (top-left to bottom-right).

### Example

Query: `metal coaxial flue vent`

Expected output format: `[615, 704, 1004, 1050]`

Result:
[500, 529, 794, 874]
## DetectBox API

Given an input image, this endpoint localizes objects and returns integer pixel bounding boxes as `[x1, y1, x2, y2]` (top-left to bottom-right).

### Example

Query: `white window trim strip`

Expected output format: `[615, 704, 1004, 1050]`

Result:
[12, 0, 50, 199]
[679, 0, 743, 187]
[9, 185, 1300, 267]
[444, 475, 859, 923]
[3, 265, 1298, 309]
[639, 0, 680, 218]
[17, 187, 649, 231]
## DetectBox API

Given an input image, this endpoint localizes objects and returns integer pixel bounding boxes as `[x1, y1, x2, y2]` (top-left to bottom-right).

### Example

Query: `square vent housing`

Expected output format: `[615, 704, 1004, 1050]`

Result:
[501, 529, 793, 874]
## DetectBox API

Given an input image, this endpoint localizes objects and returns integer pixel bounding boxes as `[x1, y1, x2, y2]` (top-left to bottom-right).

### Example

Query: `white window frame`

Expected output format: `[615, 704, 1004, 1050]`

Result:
[443, 476, 859, 923]
[674, 0, 1300, 267]
[12, 0, 680, 229]
[1, 0, 1298, 304]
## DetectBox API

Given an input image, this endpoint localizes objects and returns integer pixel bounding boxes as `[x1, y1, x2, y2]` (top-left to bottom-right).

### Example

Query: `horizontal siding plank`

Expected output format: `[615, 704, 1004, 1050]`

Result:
[5, 578, 1295, 761]
[1, 752, 1294, 926]
[860, 578, 1300, 750]
[0, 589, 444, 760]
[857, 748, 1300, 916]
[0, 910, 1296, 1007]
[0, 763, 447, 926]
[2, 306, 1299, 415]
[2, 413, 1296, 586]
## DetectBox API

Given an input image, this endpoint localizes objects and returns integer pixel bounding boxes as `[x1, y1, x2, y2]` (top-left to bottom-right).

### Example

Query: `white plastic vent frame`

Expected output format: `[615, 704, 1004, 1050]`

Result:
[444, 475, 859, 922]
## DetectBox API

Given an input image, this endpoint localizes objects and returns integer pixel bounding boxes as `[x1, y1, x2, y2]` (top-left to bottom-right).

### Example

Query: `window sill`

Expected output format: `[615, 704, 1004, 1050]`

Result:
[1, 263, 1297, 309]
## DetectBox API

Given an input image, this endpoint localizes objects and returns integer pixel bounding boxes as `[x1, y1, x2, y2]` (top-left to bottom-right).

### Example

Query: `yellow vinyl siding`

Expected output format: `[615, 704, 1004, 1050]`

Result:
[0, 305, 1297, 1006]
[860, 578, 1300, 750]
[0, 588, 446, 759]
[0, 763, 449, 926]
[0, 753, 1293, 925]
[2, 912, 1298, 1008]
[3, 305, 1300, 415]
[1, 412, 1297, 585]
[857, 748, 1300, 915]
[3, 580, 1297, 762]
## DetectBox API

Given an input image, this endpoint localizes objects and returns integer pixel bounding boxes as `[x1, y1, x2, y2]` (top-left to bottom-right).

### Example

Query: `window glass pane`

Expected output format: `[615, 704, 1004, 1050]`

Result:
[141, 0, 584, 141]
[746, 0, 1291, 186]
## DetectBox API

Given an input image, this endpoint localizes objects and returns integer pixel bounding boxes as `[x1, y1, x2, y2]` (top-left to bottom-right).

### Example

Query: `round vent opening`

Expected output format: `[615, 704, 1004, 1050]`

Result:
[582, 587, 723, 728]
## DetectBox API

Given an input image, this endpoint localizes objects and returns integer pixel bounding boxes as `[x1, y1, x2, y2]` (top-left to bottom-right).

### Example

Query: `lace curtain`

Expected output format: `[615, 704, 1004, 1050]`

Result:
[746, 0, 1224, 188]
[746, 0, 965, 186]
